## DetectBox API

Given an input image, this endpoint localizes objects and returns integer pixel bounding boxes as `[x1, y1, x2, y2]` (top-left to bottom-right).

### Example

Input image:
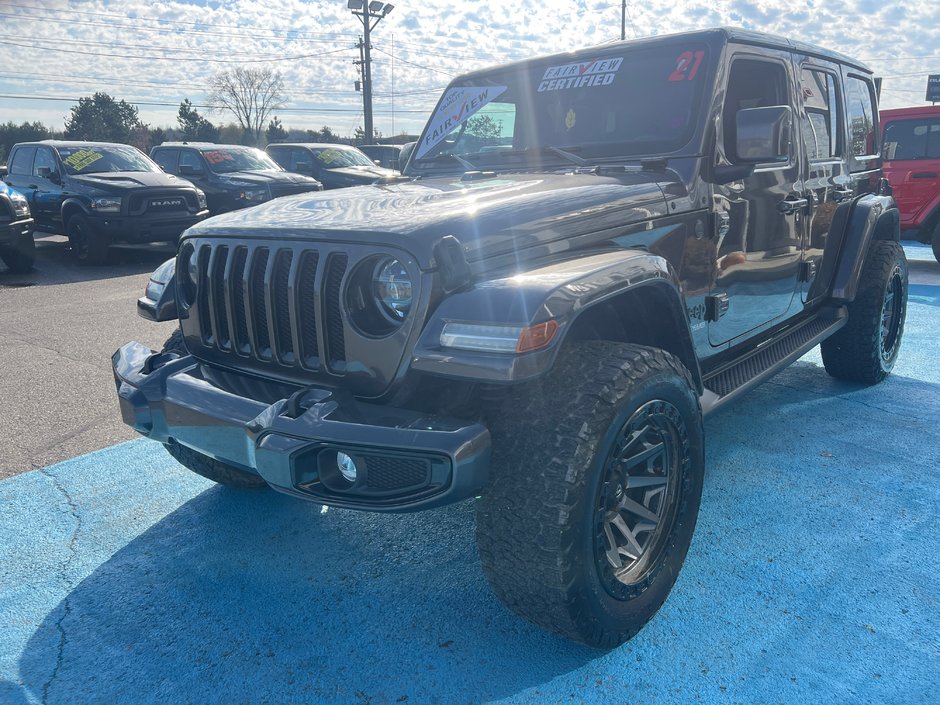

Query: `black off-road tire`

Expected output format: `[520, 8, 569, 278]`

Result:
[821, 240, 907, 384]
[476, 341, 705, 649]
[0, 233, 35, 273]
[67, 213, 110, 265]
[159, 328, 267, 489]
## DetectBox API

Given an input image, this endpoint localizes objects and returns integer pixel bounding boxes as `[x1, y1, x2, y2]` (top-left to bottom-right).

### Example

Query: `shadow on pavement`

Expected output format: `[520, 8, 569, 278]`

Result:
[0, 235, 174, 287]
[9, 366, 940, 703]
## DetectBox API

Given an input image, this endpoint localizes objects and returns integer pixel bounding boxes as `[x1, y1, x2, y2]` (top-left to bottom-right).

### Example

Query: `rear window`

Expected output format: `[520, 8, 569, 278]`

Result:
[883, 118, 940, 160]
[845, 76, 877, 158]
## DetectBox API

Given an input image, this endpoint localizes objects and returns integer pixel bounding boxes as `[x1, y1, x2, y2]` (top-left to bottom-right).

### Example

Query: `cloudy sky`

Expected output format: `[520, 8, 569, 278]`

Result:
[1, 0, 938, 138]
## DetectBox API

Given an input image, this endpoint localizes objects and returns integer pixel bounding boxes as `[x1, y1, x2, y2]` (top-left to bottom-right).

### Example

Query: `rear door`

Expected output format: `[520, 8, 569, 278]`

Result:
[4, 146, 37, 209]
[30, 146, 66, 226]
[792, 58, 848, 304]
[882, 115, 940, 231]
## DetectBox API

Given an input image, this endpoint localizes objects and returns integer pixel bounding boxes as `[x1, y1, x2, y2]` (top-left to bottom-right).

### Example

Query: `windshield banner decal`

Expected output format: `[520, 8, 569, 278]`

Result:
[416, 85, 507, 159]
[204, 151, 235, 165]
[62, 149, 103, 172]
[537, 57, 623, 92]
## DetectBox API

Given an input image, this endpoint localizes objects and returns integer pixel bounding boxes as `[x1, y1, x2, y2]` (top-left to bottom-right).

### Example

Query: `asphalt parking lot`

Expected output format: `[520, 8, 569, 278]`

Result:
[0, 243, 938, 704]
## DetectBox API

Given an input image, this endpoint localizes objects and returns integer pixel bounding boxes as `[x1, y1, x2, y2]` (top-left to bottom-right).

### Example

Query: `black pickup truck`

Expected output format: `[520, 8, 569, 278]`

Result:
[113, 28, 906, 648]
[3, 141, 208, 264]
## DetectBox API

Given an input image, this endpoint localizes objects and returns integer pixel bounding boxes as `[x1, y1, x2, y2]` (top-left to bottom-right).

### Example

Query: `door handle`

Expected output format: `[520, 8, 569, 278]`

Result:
[27, 184, 38, 189]
[912, 172, 938, 179]
[777, 197, 808, 215]
[831, 188, 854, 202]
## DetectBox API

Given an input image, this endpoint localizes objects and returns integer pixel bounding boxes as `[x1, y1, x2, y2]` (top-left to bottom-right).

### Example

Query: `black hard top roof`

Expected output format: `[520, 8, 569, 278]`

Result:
[19, 140, 143, 149]
[455, 27, 871, 82]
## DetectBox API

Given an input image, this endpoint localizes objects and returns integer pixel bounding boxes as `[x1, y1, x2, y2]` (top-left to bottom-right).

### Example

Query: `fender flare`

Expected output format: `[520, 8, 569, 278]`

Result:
[60, 197, 91, 227]
[830, 194, 900, 303]
[410, 249, 701, 390]
[137, 258, 179, 322]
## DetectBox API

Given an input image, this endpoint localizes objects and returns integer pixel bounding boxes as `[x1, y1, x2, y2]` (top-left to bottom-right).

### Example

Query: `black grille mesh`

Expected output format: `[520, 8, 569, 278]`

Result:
[324, 254, 348, 365]
[298, 251, 320, 363]
[273, 249, 294, 360]
[231, 247, 250, 351]
[364, 456, 430, 491]
[250, 248, 271, 356]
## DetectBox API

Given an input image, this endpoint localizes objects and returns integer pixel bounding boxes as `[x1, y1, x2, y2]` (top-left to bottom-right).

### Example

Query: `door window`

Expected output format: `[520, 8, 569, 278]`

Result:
[800, 69, 840, 160]
[846, 76, 877, 159]
[290, 149, 313, 172]
[9, 147, 35, 175]
[883, 118, 940, 160]
[32, 147, 58, 177]
[722, 59, 789, 164]
[178, 150, 203, 173]
[152, 149, 179, 172]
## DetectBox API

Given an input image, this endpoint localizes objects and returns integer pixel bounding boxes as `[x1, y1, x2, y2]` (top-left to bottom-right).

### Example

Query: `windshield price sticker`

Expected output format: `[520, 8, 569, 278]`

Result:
[537, 57, 623, 92]
[416, 85, 507, 159]
[319, 149, 341, 164]
[62, 149, 103, 172]
[204, 151, 234, 164]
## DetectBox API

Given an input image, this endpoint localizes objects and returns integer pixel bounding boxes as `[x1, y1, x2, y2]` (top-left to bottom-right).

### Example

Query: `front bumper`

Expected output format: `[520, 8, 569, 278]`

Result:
[112, 341, 491, 512]
[0, 216, 33, 245]
[90, 210, 209, 243]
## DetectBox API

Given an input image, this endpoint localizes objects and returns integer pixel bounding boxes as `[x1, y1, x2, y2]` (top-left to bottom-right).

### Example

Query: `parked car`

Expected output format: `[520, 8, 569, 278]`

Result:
[3, 141, 208, 264]
[398, 141, 417, 172]
[114, 28, 905, 648]
[265, 143, 397, 189]
[359, 144, 403, 170]
[0, 180, 34, 273]
[150, 143, 323, 215]
[881, 105, 940, 261]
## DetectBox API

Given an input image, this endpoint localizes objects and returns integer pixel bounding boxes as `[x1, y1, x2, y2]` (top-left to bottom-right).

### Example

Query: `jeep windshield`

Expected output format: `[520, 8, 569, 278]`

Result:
[57, 145, 160, 175]
[200, 147, 281, 174]
[411, 43, 709, 174]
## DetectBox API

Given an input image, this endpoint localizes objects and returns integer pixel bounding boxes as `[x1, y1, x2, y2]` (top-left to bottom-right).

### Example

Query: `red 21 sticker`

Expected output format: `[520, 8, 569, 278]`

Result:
[668, 50, 705, 81]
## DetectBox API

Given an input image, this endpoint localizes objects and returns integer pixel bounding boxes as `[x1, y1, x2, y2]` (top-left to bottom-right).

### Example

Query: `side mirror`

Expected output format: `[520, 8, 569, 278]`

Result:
[179, 164, 204, 177]
[0, 165, 7, 178]
[37, 166, 61, 184]
[735, 105, 791, 163]
[294, 161, 313, 174]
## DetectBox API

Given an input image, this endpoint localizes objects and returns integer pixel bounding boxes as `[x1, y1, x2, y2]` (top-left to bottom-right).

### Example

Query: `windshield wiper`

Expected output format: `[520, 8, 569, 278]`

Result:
[538, 146, 589, 167]
[416, 153, 477, 171]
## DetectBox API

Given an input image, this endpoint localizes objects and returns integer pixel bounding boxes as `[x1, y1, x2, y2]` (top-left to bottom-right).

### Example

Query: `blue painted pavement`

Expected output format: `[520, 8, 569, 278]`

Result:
[1, 249, 938, 704]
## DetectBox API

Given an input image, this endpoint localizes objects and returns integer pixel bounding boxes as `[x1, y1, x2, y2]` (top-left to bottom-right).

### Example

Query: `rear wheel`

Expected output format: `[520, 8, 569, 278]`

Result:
[0, 233, 35, 273]
[821, 240, 907, 383]
[67, 213, 109, 265]
[159, 329, 267, 489]
[476, 341, 704, 649]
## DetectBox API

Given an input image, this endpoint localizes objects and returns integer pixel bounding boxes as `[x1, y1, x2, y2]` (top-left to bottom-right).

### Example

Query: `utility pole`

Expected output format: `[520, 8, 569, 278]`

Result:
[621, 0, 626, 41]
[348, 0, 395, 143]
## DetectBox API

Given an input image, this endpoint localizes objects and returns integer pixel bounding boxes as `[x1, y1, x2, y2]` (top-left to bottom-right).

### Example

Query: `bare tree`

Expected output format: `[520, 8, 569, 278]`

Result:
[209, 68, 286, 146]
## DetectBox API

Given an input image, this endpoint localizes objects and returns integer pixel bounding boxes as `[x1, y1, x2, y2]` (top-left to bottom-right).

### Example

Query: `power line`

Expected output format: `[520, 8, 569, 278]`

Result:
[0, 93, 431, 114]
[371, 47, 457, 78]
[0, 38, 353, 64]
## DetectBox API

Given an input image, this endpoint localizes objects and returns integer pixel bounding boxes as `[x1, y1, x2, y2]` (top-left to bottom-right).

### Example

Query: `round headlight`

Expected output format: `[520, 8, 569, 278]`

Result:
[373, 258, 412, 320]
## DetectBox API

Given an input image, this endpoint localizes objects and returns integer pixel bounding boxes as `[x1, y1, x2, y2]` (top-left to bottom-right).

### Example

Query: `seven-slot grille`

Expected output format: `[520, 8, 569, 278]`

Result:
[191, 242, 347, 371]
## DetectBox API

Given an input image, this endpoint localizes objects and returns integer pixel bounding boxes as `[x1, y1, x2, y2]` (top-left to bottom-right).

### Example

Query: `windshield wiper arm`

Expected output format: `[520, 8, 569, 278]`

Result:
[539, 146, 590, 167]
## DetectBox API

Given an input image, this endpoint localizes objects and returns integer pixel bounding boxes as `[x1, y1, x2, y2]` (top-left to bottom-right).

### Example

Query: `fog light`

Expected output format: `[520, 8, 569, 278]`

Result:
[337, 452, 358, 482]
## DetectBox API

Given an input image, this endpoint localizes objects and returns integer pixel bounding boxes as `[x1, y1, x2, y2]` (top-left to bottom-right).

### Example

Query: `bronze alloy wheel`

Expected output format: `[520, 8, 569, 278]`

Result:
[594, 399, 686, 598]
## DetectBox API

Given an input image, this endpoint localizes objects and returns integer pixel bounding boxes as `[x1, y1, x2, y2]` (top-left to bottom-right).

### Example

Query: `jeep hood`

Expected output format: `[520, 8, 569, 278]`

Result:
[322, 165, 397, 184]
[69, 171, 194, 193]
[186, 172, 669, 269]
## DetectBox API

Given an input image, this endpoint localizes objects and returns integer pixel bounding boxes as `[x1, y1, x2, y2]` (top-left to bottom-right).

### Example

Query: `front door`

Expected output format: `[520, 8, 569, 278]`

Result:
[708, 52, 803, 346]
[30, 146, 66, 228]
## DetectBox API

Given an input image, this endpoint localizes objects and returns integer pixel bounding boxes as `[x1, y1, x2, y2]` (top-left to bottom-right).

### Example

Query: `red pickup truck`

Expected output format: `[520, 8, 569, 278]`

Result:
[881, 106, 940, 261]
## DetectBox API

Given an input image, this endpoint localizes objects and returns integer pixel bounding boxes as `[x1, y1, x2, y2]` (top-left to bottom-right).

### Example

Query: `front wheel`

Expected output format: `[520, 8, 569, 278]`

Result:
[821, 240, 907, 383]
[476, 341, 704, 648]
[0, 233, 35, 273]
[67, 214, 109, 265]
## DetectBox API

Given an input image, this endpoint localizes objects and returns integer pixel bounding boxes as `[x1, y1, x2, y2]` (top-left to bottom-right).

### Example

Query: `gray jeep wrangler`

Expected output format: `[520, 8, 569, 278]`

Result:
[113, 28, 906, 648]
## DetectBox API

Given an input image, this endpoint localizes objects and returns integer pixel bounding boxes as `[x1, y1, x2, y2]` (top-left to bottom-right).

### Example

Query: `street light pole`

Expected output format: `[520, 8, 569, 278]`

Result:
[349, 0, 394, 143]
[621, 0, 626, 41]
